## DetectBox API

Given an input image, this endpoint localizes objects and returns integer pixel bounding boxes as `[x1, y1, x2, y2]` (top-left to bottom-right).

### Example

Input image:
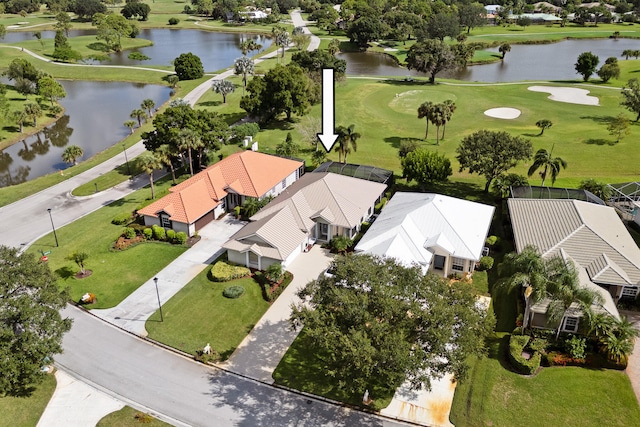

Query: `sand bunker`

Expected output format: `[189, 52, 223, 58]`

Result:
[484, 107, 521, 119]
[528, 86, 599, 106]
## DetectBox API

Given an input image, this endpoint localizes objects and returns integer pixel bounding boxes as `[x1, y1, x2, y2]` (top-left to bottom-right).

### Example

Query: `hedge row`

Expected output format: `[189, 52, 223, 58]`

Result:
[210, 261, 251, 282]
[508, 334, 541, 375]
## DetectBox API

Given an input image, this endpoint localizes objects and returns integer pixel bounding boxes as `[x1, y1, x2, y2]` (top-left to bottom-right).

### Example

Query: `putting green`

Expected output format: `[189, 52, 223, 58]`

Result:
[388, 89, 459, 114]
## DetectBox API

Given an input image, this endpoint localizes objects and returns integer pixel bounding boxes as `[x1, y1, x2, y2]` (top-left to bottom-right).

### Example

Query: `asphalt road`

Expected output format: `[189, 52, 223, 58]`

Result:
[56, 305, 408, 427]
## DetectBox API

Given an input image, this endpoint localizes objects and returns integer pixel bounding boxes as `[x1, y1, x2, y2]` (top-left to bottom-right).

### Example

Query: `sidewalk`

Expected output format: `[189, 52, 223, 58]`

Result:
[291, 10, 321, 51]
[220, 245, 332, 383]
[621, 310, 640, 405]
[93, 215, 244, 336]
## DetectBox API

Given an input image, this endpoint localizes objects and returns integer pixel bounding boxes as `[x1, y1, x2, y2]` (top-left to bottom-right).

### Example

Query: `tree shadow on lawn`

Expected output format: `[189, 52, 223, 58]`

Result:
[579, 115, 617, 125]
[260, 120, 295, 131]
[199, 100, 222, 108]
[86, 42, 110, 52]
[383, 136, 428, 150]
[55, 266, 76, 280]
[584, 138, 616, 146]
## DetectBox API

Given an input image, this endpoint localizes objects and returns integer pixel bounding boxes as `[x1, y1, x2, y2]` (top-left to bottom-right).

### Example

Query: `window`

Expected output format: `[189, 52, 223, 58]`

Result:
[562, 316, 579, 333]
[160, 215, 170, 228]
[622, 286, 638, 299]
[281, 179, 286, 190]
[451, 257, 465, 272]
[433, 255, 446, 270]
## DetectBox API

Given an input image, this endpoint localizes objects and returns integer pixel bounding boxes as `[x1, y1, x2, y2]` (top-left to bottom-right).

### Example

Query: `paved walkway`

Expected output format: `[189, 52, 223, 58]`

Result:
[291, 10, 321, 51]
[621, 310, 640, 405]
[220, 245, 332, 383]
[36, 370, 124, 427]
[93, 216, 244, 336]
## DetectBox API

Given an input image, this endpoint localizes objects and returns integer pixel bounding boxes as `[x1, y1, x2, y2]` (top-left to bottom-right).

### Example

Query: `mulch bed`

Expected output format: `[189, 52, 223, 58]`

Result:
[75, 269, 93, 279]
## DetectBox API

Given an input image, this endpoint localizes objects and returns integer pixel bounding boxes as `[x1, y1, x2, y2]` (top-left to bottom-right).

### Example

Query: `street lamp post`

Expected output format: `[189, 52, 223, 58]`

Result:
[47, 208, 59, 247]
[153, 277, 164, 322]
[122, 144, 132, 178]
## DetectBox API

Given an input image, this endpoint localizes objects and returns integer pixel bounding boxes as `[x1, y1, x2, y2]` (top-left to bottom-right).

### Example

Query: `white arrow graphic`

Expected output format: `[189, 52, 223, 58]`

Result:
[317, 68, 338, 152]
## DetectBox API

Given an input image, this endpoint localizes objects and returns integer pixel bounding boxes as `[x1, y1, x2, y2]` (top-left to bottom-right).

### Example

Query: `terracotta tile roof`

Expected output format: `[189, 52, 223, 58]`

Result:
[138, 151, 303, 224]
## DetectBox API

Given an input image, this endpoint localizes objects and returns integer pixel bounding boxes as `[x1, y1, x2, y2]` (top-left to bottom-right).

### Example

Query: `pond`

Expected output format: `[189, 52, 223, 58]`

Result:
[2, 29, 272, 71]
[339, 38, 640, 82]
[0, 80, 172, 187]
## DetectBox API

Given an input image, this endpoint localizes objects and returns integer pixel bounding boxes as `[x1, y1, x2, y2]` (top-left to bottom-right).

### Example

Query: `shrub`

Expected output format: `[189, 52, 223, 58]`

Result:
[174, 52, 204, 80]
[210, 261, 251, 282]
[152, 224, 166, 241]
[477, 256, 494, 271]
[166, 229, 176, 242]
[168, 17, 180, 25]
[528, 337, 549, 354]
[223, 285, 245, 298]
[112, 212, 131, 225]
[508, 334, 541, 374]
[143, 227, 153, 240]
[265, 263, 284, 283]
[175, 231, 187, 244]
[564, 334, 587, 359]
[265, 272, 293, 302]
[194, 348, 220, 364]
[124, 227, 136, 239]
[330, 235, 352, 254]
[486, 235, 499, 246]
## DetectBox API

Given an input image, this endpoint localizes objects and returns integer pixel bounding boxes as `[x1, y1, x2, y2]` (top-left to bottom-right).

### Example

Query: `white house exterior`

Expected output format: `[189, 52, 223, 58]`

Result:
[355, 193, 495, 277]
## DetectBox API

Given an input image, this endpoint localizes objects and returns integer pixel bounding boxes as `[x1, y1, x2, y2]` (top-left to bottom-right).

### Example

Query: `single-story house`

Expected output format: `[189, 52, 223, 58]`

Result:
[138, 151, 304, 236]
[354, 193, 495, 277]
[223, 172, 387, 270]
[508, 198, 640, 332]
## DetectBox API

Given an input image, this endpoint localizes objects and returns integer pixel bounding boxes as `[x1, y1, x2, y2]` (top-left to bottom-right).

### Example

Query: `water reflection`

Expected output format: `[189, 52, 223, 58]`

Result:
[0, 82, 171, 187]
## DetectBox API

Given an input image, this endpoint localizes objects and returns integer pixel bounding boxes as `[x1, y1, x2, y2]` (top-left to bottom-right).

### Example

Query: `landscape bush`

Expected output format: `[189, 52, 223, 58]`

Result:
[176, 231, 187, 244]
[143, 228, 153, 240]
[194, 348, 221, 364]
[508, 334, 541, 375]
[477, 256, 494, 271]
[166, 229, 176, 242]
[152, 224, 166, 241]
[124, 227, 136, 239]
[210, 261, 251, 282]
[265, 272, 293, 302]
[168, 17, 180, 25]
[222, 285, 245, 298]
[112, 212, 131, 225]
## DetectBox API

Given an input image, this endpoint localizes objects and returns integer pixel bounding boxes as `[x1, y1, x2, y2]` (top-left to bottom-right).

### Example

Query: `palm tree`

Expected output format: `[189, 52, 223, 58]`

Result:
[536, 119, 553, 135]
[141, 99, 155, 118]
[130, 108, 147, 127]
[177, 129, 202, 176]
[600, 333, 635, 364]
[62, 145, 83, 165]
[499, 42, 511, 60]
[124, 120, 137, 134]
[417, 101, 433, 140]
[155, 144, 177, 184]
[240, 39, 262, 56]
[440, 99, 456, 140]
[211, 79, 235, 103]
[335, 124, 360, 163]
[499, 245, 549, 306]
[137, 152, 162, 199]
[527, 144, 568, 187]
[272, 27, 291, 62]
[12, 110, 28, 133]
[167, 75, 179, 89]
[24, 102, 41, 127]
[429, 104, 447, 146]
[234, 56, 255, 93]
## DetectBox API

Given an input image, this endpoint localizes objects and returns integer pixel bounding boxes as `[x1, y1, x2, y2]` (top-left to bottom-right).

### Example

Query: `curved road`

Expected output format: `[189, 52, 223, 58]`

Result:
[58, 305, 407, 427]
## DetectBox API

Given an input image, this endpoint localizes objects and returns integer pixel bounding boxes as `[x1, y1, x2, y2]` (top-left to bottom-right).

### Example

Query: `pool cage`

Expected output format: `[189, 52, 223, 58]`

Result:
[607, 182, 640, 221]
[313, 162, 394, 186]
[510, 185, 605, 205]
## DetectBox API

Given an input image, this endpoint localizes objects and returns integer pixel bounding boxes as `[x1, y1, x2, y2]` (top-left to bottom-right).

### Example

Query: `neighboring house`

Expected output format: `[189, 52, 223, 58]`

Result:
[223, 172, 387, 270]
[508, 199, 640, 333]
[355, 193, 495, 277]
[511, 13, 562, 23]
[138, 151, 304, 237]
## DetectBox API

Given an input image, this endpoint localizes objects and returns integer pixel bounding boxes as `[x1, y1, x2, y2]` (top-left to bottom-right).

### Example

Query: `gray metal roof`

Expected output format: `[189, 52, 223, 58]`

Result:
[508, 199, 640, 285]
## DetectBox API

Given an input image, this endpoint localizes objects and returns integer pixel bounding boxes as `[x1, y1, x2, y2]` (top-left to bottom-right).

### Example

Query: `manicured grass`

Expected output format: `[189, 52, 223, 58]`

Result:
[272, 329, 398, 411]
[450, 336, 640, 427]
[27, 177, 187, 309]
[471, 270, 489, 296]
[0, 373, 56, 427]
[146, 268, 270, 360]
[97, 406, 171, 427]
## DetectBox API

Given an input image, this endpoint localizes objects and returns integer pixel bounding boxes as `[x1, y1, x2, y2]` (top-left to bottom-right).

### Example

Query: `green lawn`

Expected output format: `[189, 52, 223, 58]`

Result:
[27, 177, 187, 309]
[272, 329, 398, 411]
[97, 406, 171, 427]
[146, 268, 270, 360]
[0, 374, 56, 427]
[450, 336, 640, 427]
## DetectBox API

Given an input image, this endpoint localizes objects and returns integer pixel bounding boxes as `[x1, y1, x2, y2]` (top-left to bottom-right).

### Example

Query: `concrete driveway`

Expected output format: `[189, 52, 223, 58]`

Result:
[220, 245, 333, 383]
[93, 215, 244, 336]
[621, 310, 640, 405]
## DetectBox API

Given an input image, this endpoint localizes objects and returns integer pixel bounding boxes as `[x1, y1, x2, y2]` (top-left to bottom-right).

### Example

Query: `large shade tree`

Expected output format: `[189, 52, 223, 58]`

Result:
[406, 40, 457, 84]
[575, 52, 599, 82]
[0, 246, 72, 396]
[456, 130, 533, 193]
[402, 148, 452, 189]
[291, 254, 494, 395]
[620, 78, 640, 121]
